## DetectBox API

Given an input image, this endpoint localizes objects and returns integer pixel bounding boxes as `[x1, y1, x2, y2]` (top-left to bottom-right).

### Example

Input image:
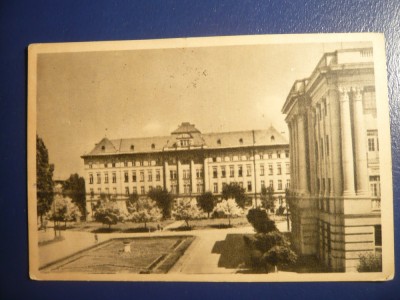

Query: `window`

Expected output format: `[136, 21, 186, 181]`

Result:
[125, 187, 129, 195]
[132, 171, 137, 182]
[124, 161, 128, 167]
[132, 187, 137, 194]
[148, 170, 153, 182]
[180, 139, 190, 146]
[247, 181, 252, 192]
[285, 150, 289, 158]
[112, 172, 116, 183]
[90, 188, 94, 198]
[268, 153, 272, 159]
[156, 170, 161, 181]
[213, 167, 218, 178]
[278, 180, 282, 190]
[221, 166, 226, 178]
[239, 138, 243, 144]
[140, 186, 145, 195]
[171, 184, 177, 194]
[151, 143, 155, 149]
[196, 168, 203, 179]
[261, 180, 265, 188]
[113, 187, 117, 195]
[213, 183, 218, 193]
[286, 179, 290, 189]
[101, 145, 105, 151]
[238, 165, 243, 177]
[374, 225, 382, 246]
[259, 154, 264, 160]
[268, 164, 273, 175]
[112, 162, 116, 168]
[97, 173, 101, 184]
[260, 164, 265, 176]
[212, 157, 217, 162]
[271, 136, 275, 142]
[370, 176, 381, 197]
[277, 151, 280, 158]
[130, 145, 134, 150]
[269, 180, 274, 188]
[97, 188, 101, 194]
[89, 174, 93, 184]
[170, 170, 177, 180]
[124, 172, 129, 183]
[89, 163, 93, 169]
[139, 171, 144, 182]
[246, 165, 252, 176]
[368, 137, 376, 151]
[184, 184, 191, 194]
[104, 163, 108, 168]
[197, 183, 203, 193]
[286, 163, 290, 174]
[239, 182, 243, 188]
[104, 173, 109, 183]
[229, 166, 234, 177]
[183, 170, 190, 180]
[217, 139, 221, 145]
[277, 164, 282, 175]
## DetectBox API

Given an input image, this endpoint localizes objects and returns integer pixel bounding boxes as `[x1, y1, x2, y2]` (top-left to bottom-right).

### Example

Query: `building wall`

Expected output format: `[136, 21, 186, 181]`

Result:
[282, 48, 381, 272]
[83, 144, 290, 219]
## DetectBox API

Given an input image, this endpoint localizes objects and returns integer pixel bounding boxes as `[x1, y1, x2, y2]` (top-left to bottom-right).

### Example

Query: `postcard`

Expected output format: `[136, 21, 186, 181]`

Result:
[28, 33, 394, 281]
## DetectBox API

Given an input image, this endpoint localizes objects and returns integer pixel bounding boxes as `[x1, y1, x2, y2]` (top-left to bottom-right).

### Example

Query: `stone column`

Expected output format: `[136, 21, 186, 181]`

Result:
[329, 89, 342, 197]
[352, 87, 369, 196]
[203, 157, 209, 192]
[339, 88, 356, 196]
[297, 114, 308, 194]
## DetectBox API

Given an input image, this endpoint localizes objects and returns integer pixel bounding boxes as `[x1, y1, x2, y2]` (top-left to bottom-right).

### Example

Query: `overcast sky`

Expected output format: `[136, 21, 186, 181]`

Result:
[36, 39, 371, 179]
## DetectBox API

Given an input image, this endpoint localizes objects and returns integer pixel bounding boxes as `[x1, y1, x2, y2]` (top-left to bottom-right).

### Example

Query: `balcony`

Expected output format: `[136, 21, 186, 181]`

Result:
[371, 197, 381, 211]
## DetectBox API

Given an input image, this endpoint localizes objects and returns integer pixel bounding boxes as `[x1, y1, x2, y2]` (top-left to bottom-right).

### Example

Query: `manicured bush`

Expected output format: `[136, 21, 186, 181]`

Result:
[246, 208, 277, 233]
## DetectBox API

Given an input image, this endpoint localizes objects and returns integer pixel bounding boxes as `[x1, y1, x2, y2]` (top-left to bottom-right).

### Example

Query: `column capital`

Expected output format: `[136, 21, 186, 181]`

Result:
[338, 87, 350, 101]
[352, 86, 364, 101]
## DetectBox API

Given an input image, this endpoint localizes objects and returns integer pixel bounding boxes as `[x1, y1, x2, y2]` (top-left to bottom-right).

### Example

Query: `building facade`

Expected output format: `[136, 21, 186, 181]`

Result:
[82, 123, 290, 219]
[282, 48, 381, 272]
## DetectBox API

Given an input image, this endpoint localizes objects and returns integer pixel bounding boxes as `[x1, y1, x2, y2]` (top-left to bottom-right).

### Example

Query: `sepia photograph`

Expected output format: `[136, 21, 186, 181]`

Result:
[28, 33, 394, 281]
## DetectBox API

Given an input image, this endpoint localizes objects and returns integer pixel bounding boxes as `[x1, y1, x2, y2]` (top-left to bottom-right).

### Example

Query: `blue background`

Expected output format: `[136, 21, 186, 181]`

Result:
[0, 0, 399, 299]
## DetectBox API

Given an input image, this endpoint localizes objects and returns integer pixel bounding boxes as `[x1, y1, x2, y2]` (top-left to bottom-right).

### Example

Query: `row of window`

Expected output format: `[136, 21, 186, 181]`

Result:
[212, 163, 290, 178]
[316, 176, 380, 197]
[210, 150, 289, 163]
[89, 170, 162, 184]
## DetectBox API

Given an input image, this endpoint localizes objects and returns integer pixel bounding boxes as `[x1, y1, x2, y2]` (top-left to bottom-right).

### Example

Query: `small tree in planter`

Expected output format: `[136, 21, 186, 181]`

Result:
[129, 198, 162, 230]
[94, 200, 123, 230]
[197, 192, 216, 218]
[173, 198, 202, 228]
[213, 199, 243, 226]
[247, 208, 277, 233]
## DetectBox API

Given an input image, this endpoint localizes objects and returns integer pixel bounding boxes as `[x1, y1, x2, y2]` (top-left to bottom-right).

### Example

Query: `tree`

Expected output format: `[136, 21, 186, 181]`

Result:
[247, 208, 277, 233]
[221, 182, 247, 208]
[48, 195, 82, 228]
[213, 199, 243, 226]
[94, 200, 123, 229]
[129, 198, 162, 229]
[126, 192, 139, 214]
[173, 198, 202, 228]
[261, 186, 275, 213]
[36, 135, 54, 228]
[62, 173, 86, 219]
[148, 187, 174, 219]
[197, 192, 216, 218]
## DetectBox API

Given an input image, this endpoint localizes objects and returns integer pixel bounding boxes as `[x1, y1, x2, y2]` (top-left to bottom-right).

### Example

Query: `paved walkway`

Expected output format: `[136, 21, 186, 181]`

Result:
[38, 220, 290, 272]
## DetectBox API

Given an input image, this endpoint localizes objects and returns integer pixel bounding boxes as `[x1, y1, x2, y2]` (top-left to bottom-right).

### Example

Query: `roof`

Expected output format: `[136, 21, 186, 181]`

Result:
[171, 122, 201, 134]
[82, 125, 288, 157]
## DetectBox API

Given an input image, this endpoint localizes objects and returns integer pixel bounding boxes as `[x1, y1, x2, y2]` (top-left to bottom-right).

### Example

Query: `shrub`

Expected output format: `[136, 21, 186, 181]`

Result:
[357, 252, 382, 272]
[247, 208, 277, 233]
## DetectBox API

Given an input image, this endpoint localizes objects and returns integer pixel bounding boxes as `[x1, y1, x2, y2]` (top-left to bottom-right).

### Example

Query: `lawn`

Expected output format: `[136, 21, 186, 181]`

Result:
[42, 236, 194, 274]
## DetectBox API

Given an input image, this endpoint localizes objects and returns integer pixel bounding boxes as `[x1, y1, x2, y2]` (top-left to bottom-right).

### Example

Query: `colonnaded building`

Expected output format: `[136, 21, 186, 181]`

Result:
[282, 47, 381, 272]
[81, 123, 290, 219]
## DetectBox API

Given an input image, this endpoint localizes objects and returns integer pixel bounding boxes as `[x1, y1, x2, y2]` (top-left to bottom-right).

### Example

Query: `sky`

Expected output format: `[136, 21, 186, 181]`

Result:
[36, 39, 371, 179]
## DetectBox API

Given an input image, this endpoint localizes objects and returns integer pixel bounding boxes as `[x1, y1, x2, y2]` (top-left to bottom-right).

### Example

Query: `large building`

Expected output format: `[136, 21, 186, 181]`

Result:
[82, 123, 290, 219]
[282, 48, 381, 272]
